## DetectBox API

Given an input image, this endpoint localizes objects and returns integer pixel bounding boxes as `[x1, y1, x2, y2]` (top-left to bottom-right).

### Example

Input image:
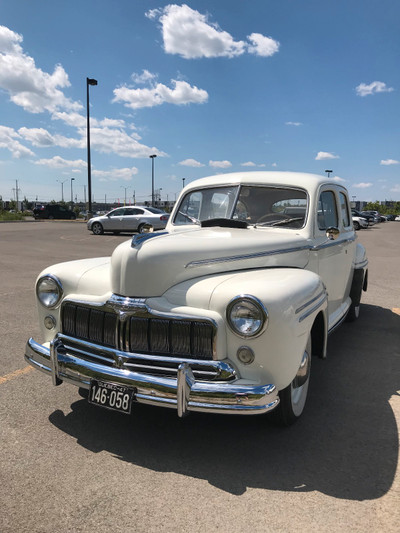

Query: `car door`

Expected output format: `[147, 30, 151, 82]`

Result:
[313, 187, 355, 330]
[105, 208, 126, 231]
[121, 208, 143, 231]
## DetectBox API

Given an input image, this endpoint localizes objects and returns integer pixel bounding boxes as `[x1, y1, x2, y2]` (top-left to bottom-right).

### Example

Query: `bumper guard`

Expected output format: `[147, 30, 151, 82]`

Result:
[25, 337, 279, 417]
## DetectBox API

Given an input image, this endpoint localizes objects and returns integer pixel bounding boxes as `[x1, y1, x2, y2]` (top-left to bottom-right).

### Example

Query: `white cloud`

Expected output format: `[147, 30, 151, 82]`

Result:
[131, 69, 158, 85]
[113, 79, 208, 109]
[356, 81, 394, 97]
[390, 184, 400, 193]
[380, 159, 399, 165]
[315, 151, 340, 160]
[151, 4, 245, 59]
[147, 4, 278, 59]
[331, 176, 346, 183]
[285, 121, 302, 126]
[209, 160, 232, 168]
[51, 115, 165, 158]
[0, 25, 81, 113]
[0, 125, 35, 158]
[35, 156, 87, 169]
[353, 182, 373, 189]
[272, 162, 278, 167]
[93, 167, 139, 182]
[179, 158, 205, 167]
[18, 127, 82, 149]
[247, 33, 280, 57]
[86, 126, 167, 158]
[241, 161, 266, 168]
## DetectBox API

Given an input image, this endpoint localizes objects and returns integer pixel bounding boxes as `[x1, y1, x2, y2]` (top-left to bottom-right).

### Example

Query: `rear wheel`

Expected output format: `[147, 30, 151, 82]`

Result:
[272, 334, 312, 426]
[91, 222, 104, 235]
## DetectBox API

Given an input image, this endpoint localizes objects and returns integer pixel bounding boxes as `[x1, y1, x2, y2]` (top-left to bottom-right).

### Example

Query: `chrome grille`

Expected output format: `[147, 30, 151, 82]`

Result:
[61, 302, 214, 360]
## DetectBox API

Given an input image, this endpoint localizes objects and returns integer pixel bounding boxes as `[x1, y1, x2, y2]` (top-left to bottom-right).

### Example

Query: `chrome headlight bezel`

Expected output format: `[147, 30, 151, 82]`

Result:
[36, 274, 63, 309]
[226, 295, 268, 338]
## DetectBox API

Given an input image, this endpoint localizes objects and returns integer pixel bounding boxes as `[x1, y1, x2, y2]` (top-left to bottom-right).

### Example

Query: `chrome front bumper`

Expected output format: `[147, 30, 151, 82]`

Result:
[25, 337, 279, 417]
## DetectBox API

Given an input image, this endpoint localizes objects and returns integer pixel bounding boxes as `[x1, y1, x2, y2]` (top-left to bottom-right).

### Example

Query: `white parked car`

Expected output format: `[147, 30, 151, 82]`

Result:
[26, 172, 368, 425]
[352, 215, 368, 230]
[87, 206, 169, 235]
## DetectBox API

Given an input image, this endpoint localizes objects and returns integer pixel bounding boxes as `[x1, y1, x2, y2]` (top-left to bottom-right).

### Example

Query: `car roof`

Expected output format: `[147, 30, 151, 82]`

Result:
[182, 171, 346, 196]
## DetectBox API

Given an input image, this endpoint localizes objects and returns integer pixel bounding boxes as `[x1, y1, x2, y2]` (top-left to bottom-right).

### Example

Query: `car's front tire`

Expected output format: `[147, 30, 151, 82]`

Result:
[353, 221, 360, 230]
[272, 334, 311, 426]
[91, 222, 104, 235]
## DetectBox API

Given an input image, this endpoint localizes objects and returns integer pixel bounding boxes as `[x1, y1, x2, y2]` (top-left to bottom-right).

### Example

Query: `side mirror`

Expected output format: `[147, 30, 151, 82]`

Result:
[326, 227, 340, 240]
[141, 224, 154, 233]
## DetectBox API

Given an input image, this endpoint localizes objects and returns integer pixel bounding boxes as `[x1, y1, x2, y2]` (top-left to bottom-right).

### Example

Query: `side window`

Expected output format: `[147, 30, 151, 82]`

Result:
[317, 191, 338, 230]
[339, 192, 351, 228]
[109, 209, 124, 217]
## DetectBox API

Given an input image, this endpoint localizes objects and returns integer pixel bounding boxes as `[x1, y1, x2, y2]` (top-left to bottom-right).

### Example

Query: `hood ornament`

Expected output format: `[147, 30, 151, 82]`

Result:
[131, 231, 168, 248]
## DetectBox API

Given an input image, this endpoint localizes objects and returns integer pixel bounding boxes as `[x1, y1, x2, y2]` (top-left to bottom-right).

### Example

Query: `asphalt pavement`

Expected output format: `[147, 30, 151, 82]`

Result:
[0, 220, 399, 533]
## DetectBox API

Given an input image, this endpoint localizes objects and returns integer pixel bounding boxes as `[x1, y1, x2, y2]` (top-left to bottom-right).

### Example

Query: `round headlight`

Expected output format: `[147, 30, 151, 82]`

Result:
[227, 296, 268, 337]
[36, 275, 63, 308]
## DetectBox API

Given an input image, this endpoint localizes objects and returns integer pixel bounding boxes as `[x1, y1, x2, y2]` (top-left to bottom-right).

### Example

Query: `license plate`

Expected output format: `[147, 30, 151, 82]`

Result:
[88, 380, 134, 414]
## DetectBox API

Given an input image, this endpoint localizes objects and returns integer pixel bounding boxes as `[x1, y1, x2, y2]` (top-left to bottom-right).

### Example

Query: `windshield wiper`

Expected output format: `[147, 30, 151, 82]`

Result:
[178, 211, 200, 225]
[256, 217, 304, 228]
[270, 217, 304, 227]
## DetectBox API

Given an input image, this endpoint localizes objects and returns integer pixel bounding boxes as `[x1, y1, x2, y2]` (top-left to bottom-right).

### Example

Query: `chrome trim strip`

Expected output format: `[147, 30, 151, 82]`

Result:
[295, 290, 326, 314]
[354, 259, 368, 269]
[298, 294, 328, 322]
[57, 334, 236, 379]
[312, 235, 356, 251]
[186, 245, 310, 268]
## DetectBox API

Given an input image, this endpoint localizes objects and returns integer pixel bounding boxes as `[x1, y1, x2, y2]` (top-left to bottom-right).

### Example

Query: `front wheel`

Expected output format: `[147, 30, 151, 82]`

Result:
[353, 221, 360, 230]
[272, 334, 312, 426]
[91, 222, 104, 235]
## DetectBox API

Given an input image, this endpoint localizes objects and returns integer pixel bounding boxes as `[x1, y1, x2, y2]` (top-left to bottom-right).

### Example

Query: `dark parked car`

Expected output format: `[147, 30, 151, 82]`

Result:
[351, 209, 375, 226]
[33, 204, 76, 220]
[361, 210, 385, 223]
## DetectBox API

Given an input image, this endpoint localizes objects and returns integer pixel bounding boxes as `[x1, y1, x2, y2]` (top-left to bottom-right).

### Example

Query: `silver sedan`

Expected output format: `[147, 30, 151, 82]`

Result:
[87, 206, 169, 235]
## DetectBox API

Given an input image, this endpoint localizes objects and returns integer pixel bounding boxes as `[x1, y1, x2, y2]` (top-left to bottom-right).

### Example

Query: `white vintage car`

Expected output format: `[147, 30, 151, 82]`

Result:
[26, 172, 368, 425]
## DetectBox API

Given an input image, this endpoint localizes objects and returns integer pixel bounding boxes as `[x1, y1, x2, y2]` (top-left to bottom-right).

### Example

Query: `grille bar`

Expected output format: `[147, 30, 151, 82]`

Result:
[62, 302, 215, 360]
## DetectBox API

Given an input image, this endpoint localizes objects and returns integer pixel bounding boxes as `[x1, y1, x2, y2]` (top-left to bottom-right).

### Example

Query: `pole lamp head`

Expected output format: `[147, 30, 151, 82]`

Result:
[87, 78, 98, 86]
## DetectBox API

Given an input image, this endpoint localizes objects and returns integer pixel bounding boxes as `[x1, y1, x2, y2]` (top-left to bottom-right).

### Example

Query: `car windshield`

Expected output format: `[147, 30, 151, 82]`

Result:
[174, 185, 308, 228]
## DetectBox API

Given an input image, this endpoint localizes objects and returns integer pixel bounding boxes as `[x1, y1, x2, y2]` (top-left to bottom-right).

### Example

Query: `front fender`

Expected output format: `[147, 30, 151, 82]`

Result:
[163, 268, 327, 390]
[208, 268, 327, 390]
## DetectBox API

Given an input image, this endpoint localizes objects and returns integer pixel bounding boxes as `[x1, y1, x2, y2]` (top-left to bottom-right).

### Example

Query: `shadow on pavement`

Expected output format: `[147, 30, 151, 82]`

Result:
[49, 304, 400, 499]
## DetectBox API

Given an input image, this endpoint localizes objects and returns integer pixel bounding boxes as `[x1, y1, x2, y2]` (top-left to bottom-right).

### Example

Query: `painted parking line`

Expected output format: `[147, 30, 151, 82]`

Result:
[0, 366, 33, 385]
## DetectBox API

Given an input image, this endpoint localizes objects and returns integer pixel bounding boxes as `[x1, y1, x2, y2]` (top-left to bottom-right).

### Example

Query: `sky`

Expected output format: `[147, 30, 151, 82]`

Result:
[0, 0, 399, 206]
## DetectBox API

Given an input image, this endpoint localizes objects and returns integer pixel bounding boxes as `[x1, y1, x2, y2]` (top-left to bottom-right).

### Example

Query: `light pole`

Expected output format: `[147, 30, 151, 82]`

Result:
[70, 178, 75, 207]
[325, 169, 333, 178]
[121, 186, 130, 206]
[150, 154, 157, 207]
[86, 77, 98, 218]
[57, 179, 67, 202]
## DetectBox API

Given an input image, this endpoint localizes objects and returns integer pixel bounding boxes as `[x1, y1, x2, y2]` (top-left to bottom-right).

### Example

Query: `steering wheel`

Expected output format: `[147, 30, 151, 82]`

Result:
[256, 213, 290, 224]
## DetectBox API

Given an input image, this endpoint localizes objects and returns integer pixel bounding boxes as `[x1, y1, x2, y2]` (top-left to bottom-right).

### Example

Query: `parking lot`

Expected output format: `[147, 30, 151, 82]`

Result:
[1, 220, 399, 532]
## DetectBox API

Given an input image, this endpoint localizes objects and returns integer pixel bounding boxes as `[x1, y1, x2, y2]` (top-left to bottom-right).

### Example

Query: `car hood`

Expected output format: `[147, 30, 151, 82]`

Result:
[111, 227, 311, 297]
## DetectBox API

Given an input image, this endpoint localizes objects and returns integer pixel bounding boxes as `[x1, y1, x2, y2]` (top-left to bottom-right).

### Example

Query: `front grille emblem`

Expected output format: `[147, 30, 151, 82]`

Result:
[114, 356, 125, 369]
